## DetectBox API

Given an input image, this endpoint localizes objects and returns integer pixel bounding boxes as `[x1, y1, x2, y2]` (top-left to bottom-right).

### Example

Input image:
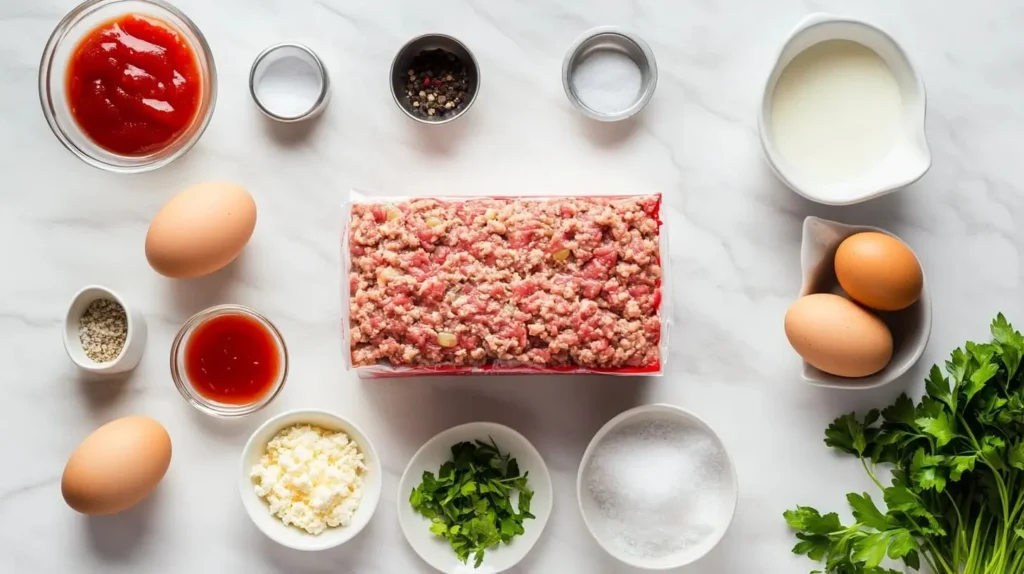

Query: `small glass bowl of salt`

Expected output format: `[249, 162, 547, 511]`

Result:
[577, 404, 738, 570]
[249, 43, 330, 122]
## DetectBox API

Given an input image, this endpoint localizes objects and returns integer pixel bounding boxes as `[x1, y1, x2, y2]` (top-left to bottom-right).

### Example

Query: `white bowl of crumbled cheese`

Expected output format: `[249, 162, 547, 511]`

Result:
[577, 404, 738, 569]
[239, 409, 382, 551]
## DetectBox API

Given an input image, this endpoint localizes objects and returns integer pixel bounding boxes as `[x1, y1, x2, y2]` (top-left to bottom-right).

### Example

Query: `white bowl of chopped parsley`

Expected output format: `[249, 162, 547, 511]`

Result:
[398, 422, 553, 573]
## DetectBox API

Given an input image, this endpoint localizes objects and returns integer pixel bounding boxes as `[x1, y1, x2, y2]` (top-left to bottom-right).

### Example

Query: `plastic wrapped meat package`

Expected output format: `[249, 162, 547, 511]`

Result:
[341, 191, 671, 378]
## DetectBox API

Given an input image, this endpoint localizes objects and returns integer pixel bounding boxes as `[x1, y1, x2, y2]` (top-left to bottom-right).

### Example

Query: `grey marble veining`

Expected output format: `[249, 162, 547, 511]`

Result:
[1, 0, 1022, 572]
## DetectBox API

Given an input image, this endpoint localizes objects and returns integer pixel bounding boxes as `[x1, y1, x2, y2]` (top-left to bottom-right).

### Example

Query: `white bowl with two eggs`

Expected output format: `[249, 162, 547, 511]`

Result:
[759, 13, 931, 205]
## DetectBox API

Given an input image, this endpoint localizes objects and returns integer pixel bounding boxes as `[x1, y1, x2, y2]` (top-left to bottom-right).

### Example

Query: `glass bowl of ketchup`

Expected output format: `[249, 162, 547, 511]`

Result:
[39, 0, 216, 173]
[171, 305, 288, 418]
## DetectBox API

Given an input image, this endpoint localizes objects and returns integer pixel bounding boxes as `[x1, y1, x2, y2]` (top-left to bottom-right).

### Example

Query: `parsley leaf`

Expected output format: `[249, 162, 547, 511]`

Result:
[409, 438, 534, 568]
[826, 412, 869, 456]
[915, 409, 957, 447]
[847, 493, 891, 531]
[784, 506, 843, 534]
[927, 364, 956, 414]
[881, 394, 916, 427]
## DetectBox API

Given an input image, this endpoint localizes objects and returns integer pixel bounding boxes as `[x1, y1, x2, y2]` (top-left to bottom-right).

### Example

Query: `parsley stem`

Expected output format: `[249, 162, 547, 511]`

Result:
[946, 489, 967, 566]
[859, 458, 884, 491]
[920, 550, 941, 574]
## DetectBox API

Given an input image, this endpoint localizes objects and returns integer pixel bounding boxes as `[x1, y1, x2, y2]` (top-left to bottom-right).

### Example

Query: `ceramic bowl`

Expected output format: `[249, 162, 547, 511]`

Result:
[796, 216, 932, 388]
[239, 409, 382, 551]
[397, 422, 553, 574]
[759, 13, 930, 205]
[577, 404, 738, 570]
[63, 285, 146, 375]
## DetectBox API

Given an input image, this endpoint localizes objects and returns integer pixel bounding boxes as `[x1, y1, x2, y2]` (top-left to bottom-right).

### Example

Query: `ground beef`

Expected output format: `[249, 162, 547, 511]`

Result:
[347, 195, 662, 371]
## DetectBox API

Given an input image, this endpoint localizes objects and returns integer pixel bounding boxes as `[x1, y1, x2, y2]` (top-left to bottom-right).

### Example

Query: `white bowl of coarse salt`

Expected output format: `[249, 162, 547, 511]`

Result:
[577, 404, 737, 570]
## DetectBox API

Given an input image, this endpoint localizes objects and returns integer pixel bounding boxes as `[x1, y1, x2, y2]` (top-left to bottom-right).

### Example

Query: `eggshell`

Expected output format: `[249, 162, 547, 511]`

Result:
[835, 232, 923, 311]
[145, 182, 256, 278]
[784, 293, 893, 378]
[61, 416, 172, 515]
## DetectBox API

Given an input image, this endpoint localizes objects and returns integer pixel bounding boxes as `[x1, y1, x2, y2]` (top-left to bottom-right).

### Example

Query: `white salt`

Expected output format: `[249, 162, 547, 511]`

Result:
[571, 50, 642, 114]
[584, 419, 731, 559]
[254, 56, 322, 119]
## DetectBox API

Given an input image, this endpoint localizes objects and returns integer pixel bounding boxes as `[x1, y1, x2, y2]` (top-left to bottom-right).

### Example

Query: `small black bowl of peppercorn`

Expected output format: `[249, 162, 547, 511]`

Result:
[390, 34, 479, 124]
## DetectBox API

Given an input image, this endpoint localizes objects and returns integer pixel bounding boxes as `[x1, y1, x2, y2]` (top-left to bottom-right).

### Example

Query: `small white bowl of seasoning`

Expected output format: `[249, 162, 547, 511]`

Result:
[250, 43, 330, 122]
[759, 13, 931, 205]
[63, 285, 146, 375]
[577, 404, 738, 570]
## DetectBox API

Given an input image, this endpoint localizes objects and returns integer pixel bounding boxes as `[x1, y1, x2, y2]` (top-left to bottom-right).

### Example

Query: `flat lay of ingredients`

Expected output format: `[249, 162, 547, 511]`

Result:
[29, 1, 1016, 573]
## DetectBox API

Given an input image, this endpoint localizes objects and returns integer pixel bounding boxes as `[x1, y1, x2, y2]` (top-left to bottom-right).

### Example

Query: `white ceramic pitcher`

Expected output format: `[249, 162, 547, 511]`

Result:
[759, 13, 931, 205]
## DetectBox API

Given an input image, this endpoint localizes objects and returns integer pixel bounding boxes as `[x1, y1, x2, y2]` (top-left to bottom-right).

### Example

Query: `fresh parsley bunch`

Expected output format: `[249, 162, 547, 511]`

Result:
[786, 314, 1024, 574]
[410, 439, 535, 568]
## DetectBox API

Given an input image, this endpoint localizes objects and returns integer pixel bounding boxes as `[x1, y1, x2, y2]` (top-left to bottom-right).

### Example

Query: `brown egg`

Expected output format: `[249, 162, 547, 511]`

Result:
[145, 182, 257, 278]
[62, 416, 172, 515]
[835, 232, 923, 311]
[784, 293, 893, 378]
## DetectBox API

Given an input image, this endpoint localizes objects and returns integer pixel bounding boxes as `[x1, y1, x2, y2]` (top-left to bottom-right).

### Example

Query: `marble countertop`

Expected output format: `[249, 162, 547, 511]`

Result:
[3, 0, 1023, 572]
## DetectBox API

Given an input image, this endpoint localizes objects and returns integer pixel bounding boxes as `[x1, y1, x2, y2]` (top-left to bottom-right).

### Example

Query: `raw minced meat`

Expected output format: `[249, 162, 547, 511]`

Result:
[347, 195, 663, 371]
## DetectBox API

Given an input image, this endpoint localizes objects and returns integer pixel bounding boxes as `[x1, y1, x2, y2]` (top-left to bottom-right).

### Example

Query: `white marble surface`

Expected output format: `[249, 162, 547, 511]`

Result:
[2, 0, 1022, 572]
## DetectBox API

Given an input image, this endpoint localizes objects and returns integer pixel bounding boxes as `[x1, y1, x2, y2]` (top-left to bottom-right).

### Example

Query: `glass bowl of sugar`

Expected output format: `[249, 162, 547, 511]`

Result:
[576, 404, 738, 570]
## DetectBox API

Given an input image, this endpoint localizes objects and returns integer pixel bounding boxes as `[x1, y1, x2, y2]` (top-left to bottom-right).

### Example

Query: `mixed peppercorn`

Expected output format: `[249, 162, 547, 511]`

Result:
[403, 49, 472, 119]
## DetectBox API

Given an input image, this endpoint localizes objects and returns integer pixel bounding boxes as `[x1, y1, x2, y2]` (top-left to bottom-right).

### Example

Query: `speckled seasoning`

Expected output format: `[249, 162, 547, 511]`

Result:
[79, 298, 127, 363]
[346, 195, 663, 372]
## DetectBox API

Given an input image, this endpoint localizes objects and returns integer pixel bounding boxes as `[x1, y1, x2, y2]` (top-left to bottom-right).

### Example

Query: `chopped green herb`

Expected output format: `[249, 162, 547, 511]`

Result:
[410, 438, 535, 568]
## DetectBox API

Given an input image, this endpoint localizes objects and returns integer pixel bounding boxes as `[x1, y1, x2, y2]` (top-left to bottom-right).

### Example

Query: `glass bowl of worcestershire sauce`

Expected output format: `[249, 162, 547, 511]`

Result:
[171, 305, 288, 418]
[39, 0, 217, 173]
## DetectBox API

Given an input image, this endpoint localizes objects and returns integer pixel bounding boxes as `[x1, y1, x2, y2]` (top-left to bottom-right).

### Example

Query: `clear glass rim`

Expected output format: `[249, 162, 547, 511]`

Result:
[170, 304, 289, 419]
[38, 0, 218, 174]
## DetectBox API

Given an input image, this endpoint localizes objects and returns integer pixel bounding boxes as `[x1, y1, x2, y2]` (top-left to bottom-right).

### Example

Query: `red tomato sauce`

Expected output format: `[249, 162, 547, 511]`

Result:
[65, 14, 201, 156]
[185, 314, 280, 405]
